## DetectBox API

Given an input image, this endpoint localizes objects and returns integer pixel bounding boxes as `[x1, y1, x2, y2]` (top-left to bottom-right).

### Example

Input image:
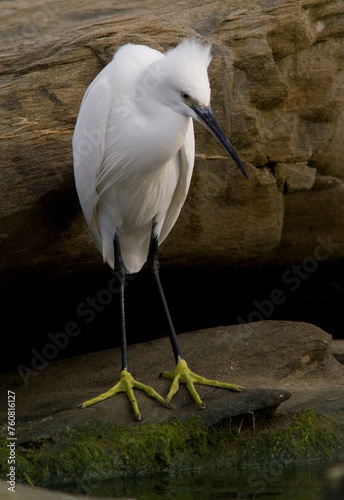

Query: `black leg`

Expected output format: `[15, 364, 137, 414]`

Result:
[147, 219, 183, 363]
[114, 233, 128, 371]
[81, 230, 171, 418]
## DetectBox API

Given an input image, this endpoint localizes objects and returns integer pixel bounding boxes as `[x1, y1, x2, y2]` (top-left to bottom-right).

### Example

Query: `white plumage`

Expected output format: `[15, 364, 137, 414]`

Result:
[73, 40, 215, 273]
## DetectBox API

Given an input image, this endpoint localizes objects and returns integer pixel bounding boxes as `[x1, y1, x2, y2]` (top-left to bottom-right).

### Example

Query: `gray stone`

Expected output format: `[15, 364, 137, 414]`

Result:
[1, 321, 343, 443]
[332, 339, 344, 365]
[0, 480, 135, 500]
[1, 320, 343, 498]
[274, 163, 317, 193]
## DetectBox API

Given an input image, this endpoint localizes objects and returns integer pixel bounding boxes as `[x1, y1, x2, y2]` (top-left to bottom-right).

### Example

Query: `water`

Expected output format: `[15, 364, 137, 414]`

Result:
[72, 465, 326, 499]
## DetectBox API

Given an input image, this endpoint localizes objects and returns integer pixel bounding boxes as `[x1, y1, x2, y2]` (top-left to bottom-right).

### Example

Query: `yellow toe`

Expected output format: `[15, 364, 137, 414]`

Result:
[161, 356, 243, 408]
[80, 369, 170, 420]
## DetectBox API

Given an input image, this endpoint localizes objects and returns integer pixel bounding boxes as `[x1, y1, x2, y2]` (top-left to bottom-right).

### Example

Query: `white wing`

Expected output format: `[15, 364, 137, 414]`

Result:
[73, 44, 195, 274]
[73, 45, 165, 269]
[73, 74, 112, 250]
[158, 119, 195, 245]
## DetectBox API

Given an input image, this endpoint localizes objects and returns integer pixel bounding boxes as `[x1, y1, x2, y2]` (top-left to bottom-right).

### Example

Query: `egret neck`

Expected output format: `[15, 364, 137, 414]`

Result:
[134, 95, 191, 174]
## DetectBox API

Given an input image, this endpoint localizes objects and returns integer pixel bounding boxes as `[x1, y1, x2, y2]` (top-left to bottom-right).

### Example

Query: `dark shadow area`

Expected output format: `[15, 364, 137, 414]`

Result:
[2, 258, 343, 373]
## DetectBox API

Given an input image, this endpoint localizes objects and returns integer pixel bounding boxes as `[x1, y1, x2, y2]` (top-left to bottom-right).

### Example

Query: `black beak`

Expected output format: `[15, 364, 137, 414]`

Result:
[192, 104, 249, 180]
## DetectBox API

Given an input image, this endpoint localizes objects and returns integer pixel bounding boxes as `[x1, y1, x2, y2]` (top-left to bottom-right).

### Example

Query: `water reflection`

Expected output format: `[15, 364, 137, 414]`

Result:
[75, 465, 325, 499]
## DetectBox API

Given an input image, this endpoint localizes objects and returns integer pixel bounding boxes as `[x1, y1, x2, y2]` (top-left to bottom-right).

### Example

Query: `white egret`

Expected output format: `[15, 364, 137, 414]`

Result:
[73, 38, 248, 421]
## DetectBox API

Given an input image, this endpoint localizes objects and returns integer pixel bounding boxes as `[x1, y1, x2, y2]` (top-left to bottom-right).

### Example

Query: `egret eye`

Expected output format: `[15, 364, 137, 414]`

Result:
[181, 92, 190, 100]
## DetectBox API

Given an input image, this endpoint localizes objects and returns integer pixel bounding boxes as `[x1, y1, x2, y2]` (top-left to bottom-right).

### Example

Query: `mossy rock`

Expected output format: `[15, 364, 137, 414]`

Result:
[1, 410, 343, 495]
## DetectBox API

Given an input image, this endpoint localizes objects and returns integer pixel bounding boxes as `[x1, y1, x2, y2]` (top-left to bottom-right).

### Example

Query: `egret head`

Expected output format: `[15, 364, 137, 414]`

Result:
[159, 39, 249, 179]
[163, 39, 212, 113]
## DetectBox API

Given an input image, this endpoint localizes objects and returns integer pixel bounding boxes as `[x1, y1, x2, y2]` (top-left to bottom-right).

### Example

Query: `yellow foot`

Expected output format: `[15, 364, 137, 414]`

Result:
[79, 369, 171, 421]
[160, 356, 243, 409]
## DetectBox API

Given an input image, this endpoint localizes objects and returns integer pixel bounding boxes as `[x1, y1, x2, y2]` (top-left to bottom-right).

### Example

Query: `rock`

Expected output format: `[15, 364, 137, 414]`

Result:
[322, 463, 344, 500]
[197, 388, 290, 427]
[1, 321, 343, 439]
[332, 339, 344, 365]
[1, 0, 344, 284]
[274, 163, 317, 193]
[0, 481, 135, 500]
[1, 321, 343, 490]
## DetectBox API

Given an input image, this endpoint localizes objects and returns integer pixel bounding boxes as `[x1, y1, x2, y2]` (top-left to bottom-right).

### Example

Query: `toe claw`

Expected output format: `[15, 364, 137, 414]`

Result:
[160, 371, 173, 381]
[164, 398, 175, 410]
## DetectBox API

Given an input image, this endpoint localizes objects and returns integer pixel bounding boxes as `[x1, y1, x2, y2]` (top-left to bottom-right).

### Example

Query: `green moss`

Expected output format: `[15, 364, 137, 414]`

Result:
[2, 410, 343, 491]
[0, 441, 34, 482]
[226, 410, 344, 468]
